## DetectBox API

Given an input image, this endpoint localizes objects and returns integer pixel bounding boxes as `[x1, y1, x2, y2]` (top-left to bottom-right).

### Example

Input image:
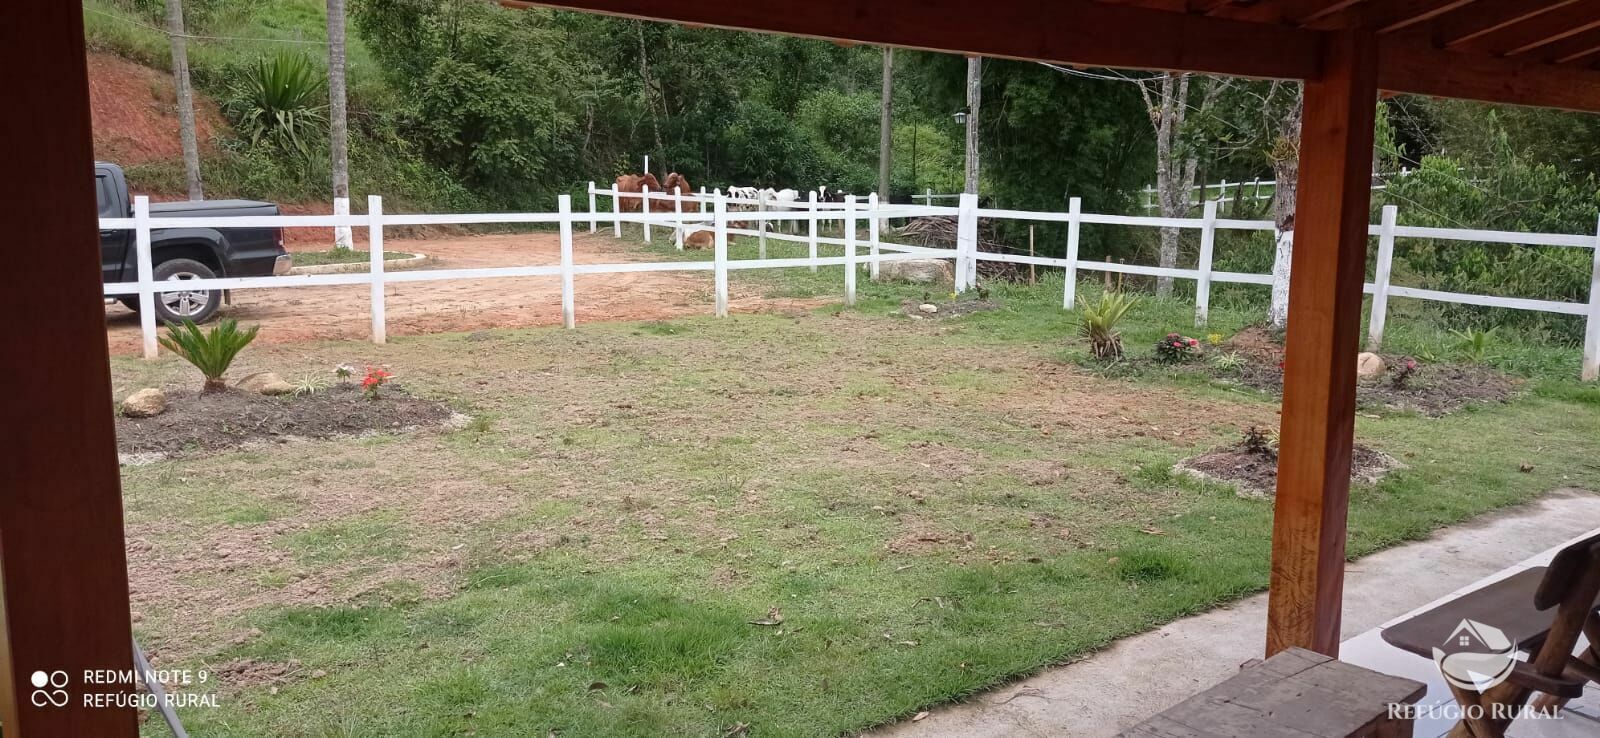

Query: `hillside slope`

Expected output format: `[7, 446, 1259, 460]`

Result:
[88, 52, 225, 170]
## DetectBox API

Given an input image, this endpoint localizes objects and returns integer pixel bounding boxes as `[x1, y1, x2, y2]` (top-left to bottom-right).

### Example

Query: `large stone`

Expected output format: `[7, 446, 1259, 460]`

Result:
[236, 371, 295, 396]
[121, 388, 167, 418]
[1356, 352, 1386, 379]
[875, 258, 953, 285]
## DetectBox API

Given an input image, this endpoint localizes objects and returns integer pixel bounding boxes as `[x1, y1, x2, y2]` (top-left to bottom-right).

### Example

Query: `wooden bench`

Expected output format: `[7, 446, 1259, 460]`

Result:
[1117, 647, 1425, 738]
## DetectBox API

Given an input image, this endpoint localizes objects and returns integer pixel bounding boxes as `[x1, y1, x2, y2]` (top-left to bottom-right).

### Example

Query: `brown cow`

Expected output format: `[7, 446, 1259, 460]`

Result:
[660, 172, 700, 212]
[614, 172, 662, 213]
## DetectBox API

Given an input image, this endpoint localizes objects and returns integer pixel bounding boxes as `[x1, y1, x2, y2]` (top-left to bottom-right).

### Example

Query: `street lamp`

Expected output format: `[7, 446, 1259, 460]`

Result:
[952, 109, 969, 125]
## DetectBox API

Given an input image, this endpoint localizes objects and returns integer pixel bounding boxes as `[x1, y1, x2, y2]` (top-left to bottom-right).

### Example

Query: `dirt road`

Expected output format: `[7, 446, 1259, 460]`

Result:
[105, 232, 825, 354]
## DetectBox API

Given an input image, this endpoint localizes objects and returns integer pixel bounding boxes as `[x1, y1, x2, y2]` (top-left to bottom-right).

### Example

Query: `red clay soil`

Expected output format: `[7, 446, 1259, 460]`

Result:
[104, 232, 828, 353]
[87, 52, 226, 167]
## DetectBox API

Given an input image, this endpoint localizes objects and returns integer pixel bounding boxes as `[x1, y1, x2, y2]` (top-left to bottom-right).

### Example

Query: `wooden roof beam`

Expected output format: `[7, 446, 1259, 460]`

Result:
[1455, 4, 1600, 57]
[1527, 25, 1600, 65]
[1431, 0, 1579, 48]
[505, 0, 1322, 80]
[1311, 0, 1476, 34]
[1379, 37, 1600, 112]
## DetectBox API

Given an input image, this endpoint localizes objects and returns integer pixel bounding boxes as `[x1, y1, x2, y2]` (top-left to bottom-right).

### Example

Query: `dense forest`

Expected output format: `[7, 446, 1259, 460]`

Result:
[84, 0, 1600, 341]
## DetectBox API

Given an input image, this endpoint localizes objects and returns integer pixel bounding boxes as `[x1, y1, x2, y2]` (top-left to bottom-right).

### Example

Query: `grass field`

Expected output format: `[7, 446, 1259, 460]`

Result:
[115, 241, 1600, 736]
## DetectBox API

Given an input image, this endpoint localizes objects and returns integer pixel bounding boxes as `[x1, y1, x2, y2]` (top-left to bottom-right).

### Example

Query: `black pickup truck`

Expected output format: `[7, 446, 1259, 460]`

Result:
[97, 162, 291, 324]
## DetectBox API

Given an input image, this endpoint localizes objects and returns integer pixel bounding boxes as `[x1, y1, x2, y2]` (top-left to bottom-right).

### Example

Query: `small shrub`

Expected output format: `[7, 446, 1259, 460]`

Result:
[1210, 352, 1246, 372]
[225, 51, 327, 159]
[1241, 426, 1278, 460]
[1450, 327, 1498, 363]
[1391, 357, 1420, 390]
[158, 319, 261, 393]
[1154, 333, 1202, 364]
[334, 364, 356, 386]
[361, 366, 394, 400]
[1078, 291, 1138, 361]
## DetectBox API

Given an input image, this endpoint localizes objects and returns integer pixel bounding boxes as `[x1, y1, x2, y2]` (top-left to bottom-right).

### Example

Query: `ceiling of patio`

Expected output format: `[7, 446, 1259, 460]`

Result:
[510, 0, 1600, 112]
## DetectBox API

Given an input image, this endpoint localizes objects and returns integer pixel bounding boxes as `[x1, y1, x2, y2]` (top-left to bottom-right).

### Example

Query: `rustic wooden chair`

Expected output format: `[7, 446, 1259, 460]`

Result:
[1379, 530, 1600, 738]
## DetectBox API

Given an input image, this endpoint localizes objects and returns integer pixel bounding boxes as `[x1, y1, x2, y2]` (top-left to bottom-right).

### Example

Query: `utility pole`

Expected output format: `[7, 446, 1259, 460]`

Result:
[964, 56, 982, 196]
[166, 0, 203, 200]
[878, 47, 894, 227]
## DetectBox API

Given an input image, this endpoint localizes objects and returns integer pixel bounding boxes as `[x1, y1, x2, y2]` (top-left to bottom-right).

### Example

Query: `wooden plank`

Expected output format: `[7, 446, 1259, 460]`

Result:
[1312, 0, 1477, 33]
[1377, 38, 1600, 113]
[506, 0, 1323, 80]
[1429, 0, 1579, 48]
[0, 3, 139, 736]
[1451, 2, 1600, 56]
[1266, 27, 1379, 658]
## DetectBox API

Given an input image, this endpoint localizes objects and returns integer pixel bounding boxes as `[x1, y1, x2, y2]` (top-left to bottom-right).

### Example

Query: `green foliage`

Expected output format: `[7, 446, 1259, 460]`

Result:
[225, 51, 328, 159]
[1450, 326, 1499, 363]
[158, 319, 261, 392]
[1381, 117, 1597, 341]
[1078, 290, 1138, 361]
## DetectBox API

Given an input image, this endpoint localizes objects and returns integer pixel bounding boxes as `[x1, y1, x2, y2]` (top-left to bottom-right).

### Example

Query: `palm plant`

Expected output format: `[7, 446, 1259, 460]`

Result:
[1078, 291, 1138, 360]
[158, 319, 261, 393]
[227, 51, 328, 159]
[1450, 326, 1498, 363]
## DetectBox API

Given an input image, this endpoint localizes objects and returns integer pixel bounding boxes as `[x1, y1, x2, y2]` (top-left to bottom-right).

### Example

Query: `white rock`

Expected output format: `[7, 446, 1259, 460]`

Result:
[1356, 352, 1386, 379]
[236, 371, 295, 396]
[877, 259, 953, 285]
[121, 387, 167, 418]
[918, 303, 939, 314]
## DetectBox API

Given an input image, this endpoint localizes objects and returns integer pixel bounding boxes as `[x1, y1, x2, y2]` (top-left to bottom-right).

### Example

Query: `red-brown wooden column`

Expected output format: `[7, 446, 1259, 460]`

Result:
[1266, 29, 1380, 658]
[0, 4, 139, 735]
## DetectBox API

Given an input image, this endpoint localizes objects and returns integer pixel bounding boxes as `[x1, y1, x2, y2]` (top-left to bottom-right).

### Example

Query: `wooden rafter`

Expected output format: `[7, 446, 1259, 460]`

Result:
[1430, 0, 1579, 48]
[1451, 2, 1600, 56]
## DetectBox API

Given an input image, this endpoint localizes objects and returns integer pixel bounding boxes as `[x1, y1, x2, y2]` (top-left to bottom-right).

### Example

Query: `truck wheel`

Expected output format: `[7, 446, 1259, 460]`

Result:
[149, 258, 222, 324]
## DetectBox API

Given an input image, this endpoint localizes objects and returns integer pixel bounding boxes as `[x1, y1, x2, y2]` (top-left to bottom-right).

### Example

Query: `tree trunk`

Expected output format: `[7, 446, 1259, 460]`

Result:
[166, 0, 203, 200]
[1153, 74, 1189, 298]
[963, 56, 981, 195]
[878, 46, 894, 219]
[636, 22, 663, 156]
[1268, 90, 1304, 329]
[328, 0, 352, 250]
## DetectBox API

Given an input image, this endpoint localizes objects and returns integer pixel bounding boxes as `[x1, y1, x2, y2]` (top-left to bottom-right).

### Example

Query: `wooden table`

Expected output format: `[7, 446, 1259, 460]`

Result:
[1117, 647, 1426, 738]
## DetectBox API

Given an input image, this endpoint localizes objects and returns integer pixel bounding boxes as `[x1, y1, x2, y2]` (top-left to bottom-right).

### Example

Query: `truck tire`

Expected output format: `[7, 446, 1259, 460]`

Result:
[137, 258, 222, 324]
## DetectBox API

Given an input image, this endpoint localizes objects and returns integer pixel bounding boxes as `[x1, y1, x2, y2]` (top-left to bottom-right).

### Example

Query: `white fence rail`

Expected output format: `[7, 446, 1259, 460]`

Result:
[104, 186, 1600, 381]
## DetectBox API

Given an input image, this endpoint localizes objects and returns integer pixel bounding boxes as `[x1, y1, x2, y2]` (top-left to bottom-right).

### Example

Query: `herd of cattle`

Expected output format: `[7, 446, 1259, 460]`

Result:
[613, 172, 854, 249]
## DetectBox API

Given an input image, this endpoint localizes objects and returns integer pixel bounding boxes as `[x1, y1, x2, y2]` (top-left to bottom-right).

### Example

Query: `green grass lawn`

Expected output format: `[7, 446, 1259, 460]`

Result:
[114, 242, 1600, 736]
[289, 248, 417, 266]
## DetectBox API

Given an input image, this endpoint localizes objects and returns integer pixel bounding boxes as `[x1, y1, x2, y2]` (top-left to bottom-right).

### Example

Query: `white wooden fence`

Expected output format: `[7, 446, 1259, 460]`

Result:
[104, 187, 1600, 381]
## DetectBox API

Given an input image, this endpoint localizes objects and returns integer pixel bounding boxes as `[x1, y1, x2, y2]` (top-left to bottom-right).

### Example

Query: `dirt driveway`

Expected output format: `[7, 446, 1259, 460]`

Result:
[105, 232, 825, 354]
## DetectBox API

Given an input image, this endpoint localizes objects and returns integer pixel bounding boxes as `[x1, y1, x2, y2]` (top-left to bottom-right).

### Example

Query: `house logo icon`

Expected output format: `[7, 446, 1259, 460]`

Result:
[1432, 619, 1517, 691]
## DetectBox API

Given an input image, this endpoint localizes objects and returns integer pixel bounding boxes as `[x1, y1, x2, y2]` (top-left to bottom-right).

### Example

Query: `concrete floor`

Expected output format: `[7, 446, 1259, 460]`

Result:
[869, 489, 1600, 738]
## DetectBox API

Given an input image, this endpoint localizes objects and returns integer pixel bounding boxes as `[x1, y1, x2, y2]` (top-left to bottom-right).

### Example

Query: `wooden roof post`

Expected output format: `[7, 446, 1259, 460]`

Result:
[1266, 28, 1379, 658]
[1, 4, 139, 735]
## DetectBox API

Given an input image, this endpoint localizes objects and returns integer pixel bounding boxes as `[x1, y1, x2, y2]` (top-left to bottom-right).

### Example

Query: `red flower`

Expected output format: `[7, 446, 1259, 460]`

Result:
[1187, 338, 1199, 347]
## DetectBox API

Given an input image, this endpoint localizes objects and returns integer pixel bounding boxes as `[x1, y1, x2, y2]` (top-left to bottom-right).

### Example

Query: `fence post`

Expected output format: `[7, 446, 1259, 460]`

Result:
[613, 185, 622, 239]
[1195, 199, 1219, 326]
[1367, 204, 1398, 351]
[1217, 179, 1229, 215]
[714, 191, 729, 318]
[559, 194, 576, 329]
[641, 184, 651, 244]
[1063, 196, 1082, 310]
[588, 181, 597, 233]
[955, 192, 979, 293]
[1584, 214, 1600, 381]
[925, 187, 933, 208]
[673, 187, 684, 250]
[844, 194, 858, 306]
[133, 196, 158, 359]
[868, 192, 881, 281]
[368, 195, 386, 345]
[808, 190, 819, 272]
[757, 191, 768, 260]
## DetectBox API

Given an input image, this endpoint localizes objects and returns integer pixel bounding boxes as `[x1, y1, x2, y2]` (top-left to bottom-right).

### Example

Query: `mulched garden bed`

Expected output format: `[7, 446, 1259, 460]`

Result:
[1219, 327, 1518, 416]
[899, 297, 1002, 320]
[116, 383, 458, 460]
[1175, 435, 1405, 498]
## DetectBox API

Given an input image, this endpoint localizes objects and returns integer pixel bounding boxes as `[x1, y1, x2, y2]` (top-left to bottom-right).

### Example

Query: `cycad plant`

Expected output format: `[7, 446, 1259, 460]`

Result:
[1078, 291, 1138, 361]
[158, 319, 261, 393]
[227, 51, 327, 158]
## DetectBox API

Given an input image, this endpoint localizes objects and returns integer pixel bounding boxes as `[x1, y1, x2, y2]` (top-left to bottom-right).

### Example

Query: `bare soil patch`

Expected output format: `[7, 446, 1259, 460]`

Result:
[1221, 327, 1517, 415]
[1175, 436, 1404, 497]
[116, 384, 455, 457]
[88, 52, 226, 167]
[900, 296, 1002, 320]
[105, 233, 829, 353]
